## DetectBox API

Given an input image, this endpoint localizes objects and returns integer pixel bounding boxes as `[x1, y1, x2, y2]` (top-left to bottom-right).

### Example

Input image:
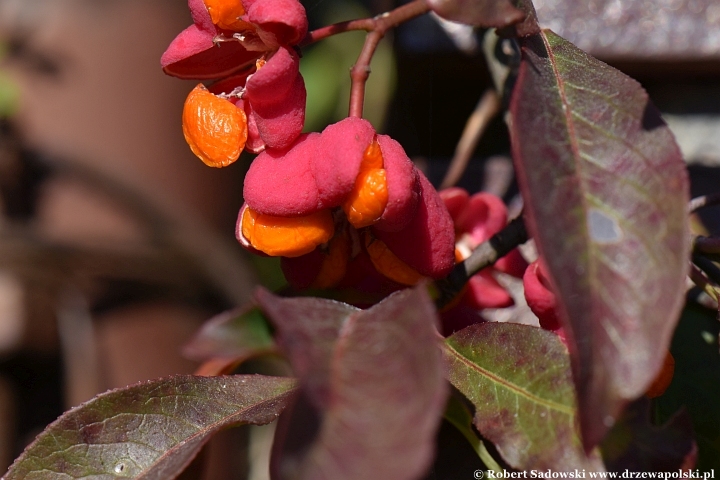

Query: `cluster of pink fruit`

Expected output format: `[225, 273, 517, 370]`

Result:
[161, 0, 565, 338]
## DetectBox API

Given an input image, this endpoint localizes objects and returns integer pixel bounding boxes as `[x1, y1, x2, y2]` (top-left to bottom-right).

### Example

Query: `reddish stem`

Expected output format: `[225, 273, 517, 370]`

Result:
[301, 0, 431, 118]
[300, 19, 375, 47]
[349, 30, 385, 118]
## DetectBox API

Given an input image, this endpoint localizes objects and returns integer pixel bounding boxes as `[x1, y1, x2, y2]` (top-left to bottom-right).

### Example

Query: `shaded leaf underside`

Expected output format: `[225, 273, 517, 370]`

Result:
[183, 305, 276, 361]
[260, 287, 448, 480]
[255, 288, 359, 410]
[4, 375, 296, 480]
[509, 30, 689, 448]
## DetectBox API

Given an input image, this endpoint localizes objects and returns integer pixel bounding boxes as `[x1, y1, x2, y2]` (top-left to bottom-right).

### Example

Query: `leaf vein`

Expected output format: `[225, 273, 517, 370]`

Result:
[444, 344, 574, 416]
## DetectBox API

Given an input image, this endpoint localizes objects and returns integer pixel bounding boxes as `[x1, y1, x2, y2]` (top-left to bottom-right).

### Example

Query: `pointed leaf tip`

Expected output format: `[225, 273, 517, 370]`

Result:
[509, 30, 689, 449]
[4, 375, 296, 480]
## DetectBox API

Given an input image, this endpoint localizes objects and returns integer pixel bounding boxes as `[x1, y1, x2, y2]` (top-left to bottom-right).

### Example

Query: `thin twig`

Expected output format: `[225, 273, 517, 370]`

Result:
[693, 235, 720, 255]
[692, 255, 720, 287]
[688, 262, 720, 304]
[0, 222, 205, 291]
[300, 18, 375, 47]
[434, 214, 528, 309]
[440, 90, 501, 189]
[347, 0, 431, 117]
[301, 0, 433, 117]
[349, 30, 385, 118]
[689, 193, 720, 213]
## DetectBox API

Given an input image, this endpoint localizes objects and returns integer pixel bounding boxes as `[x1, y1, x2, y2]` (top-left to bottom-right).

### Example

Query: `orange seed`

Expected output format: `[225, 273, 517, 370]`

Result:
[364, 230, 424, 286]
[182, 84, 248, 168]
[203, 0, 253, 31]
[311, 227, 351, 289]
[645, 351, 675, 398]
[241, 207, 334, 258]
[342, 139, 389, 228]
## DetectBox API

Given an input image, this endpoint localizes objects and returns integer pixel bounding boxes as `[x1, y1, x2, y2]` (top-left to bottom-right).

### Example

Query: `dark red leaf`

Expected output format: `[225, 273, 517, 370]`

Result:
[601, 398, 696, 472]
[263, 287, 448, 480]
[445, 322, 605, 471]
[183, 305, 276, 362]
[509, 30, 689, 449]
[254, 288, 358, 408]
[3, 375, 296, 480]
[427, 0, 525, 29]
[498, 0, 541, 37]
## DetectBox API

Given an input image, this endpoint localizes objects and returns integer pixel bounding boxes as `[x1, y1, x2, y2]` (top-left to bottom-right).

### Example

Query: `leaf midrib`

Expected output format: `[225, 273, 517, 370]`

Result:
[539, 30, 596, 281]
[443, 342, 574, 416]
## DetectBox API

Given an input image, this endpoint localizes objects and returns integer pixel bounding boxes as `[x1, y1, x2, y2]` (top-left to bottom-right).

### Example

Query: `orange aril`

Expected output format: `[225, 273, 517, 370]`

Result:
[182, 84, 248, 168]
[342, 139, 389, 228]
[364, 230, 424, 286]
[203, 0, 253, 31]
[241, 207, 334, 257]
[361, 138, 383, 169]
[311, 227, 351, 289]
[645, 351, 675, 398]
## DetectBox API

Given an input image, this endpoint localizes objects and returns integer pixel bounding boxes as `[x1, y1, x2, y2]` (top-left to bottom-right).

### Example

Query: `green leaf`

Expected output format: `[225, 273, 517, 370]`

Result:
[262, 287, 448, 480]
[183, 306, 276, 362]
[426, 420, 490, 479]
[509, 30, 690, 448]
[444, 322, 604, 470]
[3, 375, 296, 480]
[444, 393, 503, 473]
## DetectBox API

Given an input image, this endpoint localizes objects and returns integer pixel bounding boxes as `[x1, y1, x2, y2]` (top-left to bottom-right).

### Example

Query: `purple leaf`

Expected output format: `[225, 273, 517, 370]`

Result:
[427, 0, 525, 29]
[445, 322, 605, 471]
[263, 287, 448, 480]
[255, 288, 359, 408]
[3, 375, 296, 480]
[509, 30, 689, 449]
[183, 305, 276, 362]
[499, 0, 541, 37]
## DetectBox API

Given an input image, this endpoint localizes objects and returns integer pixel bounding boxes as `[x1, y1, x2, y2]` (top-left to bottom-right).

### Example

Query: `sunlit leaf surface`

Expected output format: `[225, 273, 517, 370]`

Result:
[445, 322, 604, 470]
[509, 29, 689, 449]
[3, 375, 296, 480]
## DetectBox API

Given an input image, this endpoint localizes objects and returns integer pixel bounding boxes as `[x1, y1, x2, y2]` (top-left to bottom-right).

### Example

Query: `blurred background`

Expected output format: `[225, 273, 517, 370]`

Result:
[0, 0, 718, 478]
